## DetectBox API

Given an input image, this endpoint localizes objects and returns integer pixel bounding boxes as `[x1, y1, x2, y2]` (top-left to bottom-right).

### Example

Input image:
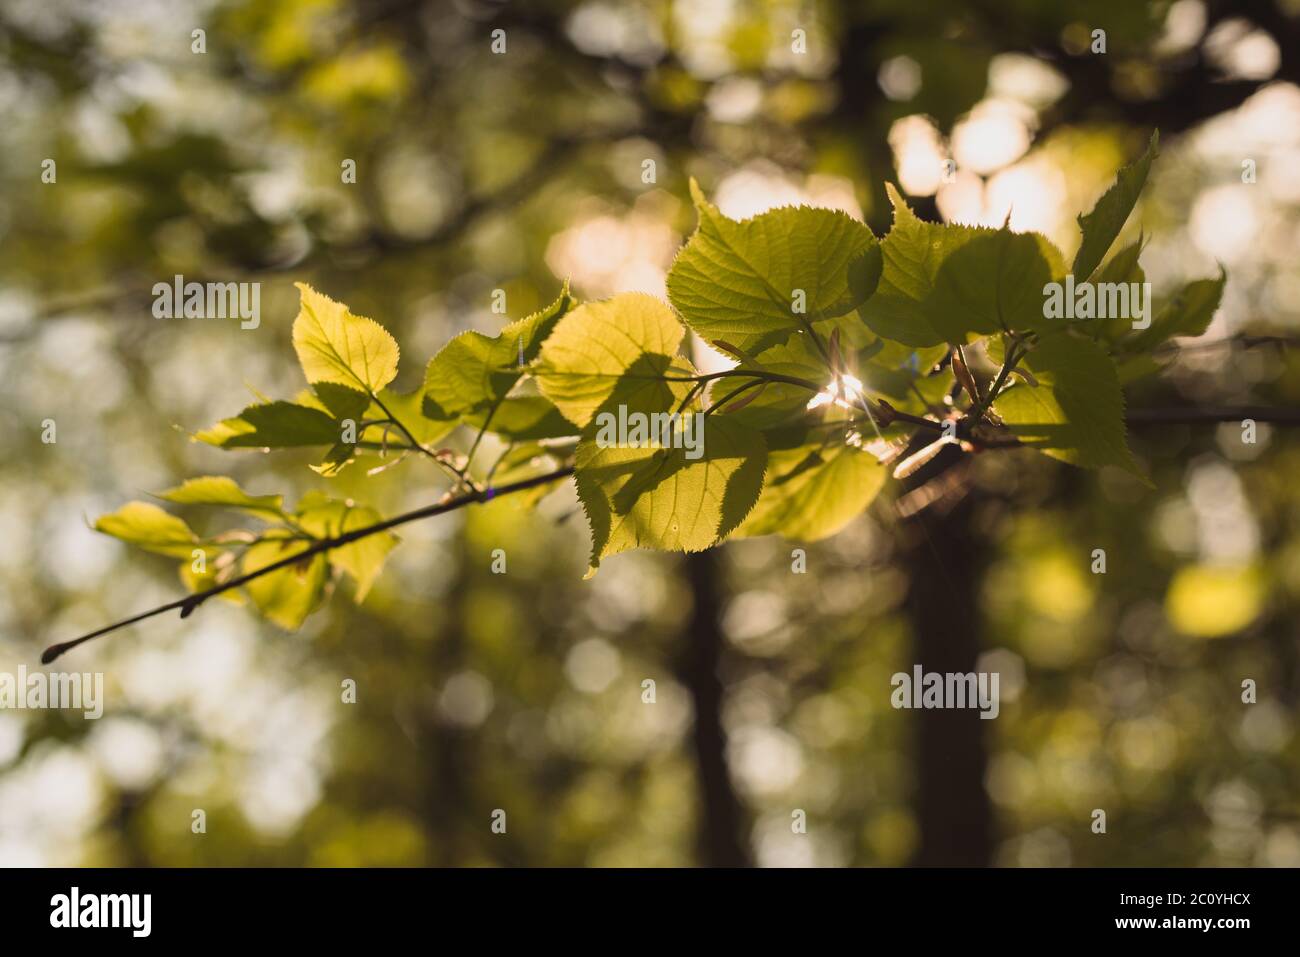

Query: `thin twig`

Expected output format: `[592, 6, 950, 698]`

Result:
[368, 391, 468, 487]
[40, 466, 575, 664]
[458, 399, 502, 489]
[40, 396, 1300, 664]
[1125, 406, 1300, 425]
[1155, 334, 1300, 357]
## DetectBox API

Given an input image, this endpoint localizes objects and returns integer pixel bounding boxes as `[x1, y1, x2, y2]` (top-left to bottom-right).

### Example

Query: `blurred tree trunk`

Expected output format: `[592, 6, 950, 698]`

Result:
[678, 550, 751, 867]
[900, 449, 993, 866]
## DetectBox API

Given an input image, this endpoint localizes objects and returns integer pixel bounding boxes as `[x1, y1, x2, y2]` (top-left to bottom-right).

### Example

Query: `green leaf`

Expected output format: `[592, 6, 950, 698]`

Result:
[196, 381, 449, 472]
[227, 383, 454, 477]
[94, 502, 200, 558]
[575, 414, 766, 575]
[423, 284, 575, 419]
[310, 442, 358, 477]
[372, 386, 456, 447]
[318, 383, 460, 476]
[719, 334, 827, 430]
[422, 326, 510, 418]
[927, 227, 1066, 341]
[897, 371, 954, 417]
[1097, 238, 1146, 286]
[536, 292, 692, 428]
[296, 499, 397, 602]
[1123, 269, 1226, 353]
[487, 441, 566, 483]
[483, 443, 571, 509]
[737, 443, 886, 540]
[1092, 238, 1148, 343]
[1072, 130, 1158, 283]
[179, 557, 245, 606]
[308, 382, 371, 421]
[195, 400, 341, 449]
[240, 533, 329, 629]
[292, 282, 400, 393]
[156, 476, 287, 521]
[463, 395, 577, 441]
[667, 179, 882, 352]
[859, 186, 1066, 345]
[859, 185, 977, 347]
[993, 332, 1142, 475]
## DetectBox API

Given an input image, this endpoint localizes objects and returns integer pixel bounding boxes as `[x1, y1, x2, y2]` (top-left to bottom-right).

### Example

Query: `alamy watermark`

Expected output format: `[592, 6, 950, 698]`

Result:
[50, 887, 150, 937]
[1042, 274, 1151, 330]
[152, 274, 260, 329]
[0, 666, 103, 719]
[592, 405, 704, 460]
[891, 665, 1000, 719]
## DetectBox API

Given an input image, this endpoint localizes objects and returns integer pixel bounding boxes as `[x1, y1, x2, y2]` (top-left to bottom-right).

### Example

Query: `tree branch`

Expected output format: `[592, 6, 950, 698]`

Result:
[1126, 406, 1300, 426]
[862, 404, 1300, 450]
[37, 392, 1300, 665]
[1156, 334, 1300, 357]
[40, 466, 575, 664]
[368, 390, 470, 488]
[8, 126, 635, 335]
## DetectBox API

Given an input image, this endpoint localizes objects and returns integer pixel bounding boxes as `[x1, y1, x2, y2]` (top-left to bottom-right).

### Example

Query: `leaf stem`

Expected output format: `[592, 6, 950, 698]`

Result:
[368, 391, 467, 487]
[674, 380, 706, 417]
[970, 339, 1022, 422]
[705, 379, 767, 416]
[799, 316, 835, 369]
[458, 400, 502, 489]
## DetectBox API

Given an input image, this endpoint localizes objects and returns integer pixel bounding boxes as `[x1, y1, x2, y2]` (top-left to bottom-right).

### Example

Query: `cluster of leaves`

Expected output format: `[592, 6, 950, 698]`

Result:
[96, 131, 1225, 629]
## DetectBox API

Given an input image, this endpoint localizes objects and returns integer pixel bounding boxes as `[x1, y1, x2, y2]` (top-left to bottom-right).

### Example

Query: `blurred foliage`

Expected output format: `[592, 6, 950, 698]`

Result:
[2, 0, 1299, 867]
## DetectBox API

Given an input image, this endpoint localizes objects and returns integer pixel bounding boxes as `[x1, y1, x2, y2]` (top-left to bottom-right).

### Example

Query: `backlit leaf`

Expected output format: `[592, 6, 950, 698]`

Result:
[737, 443, 886, 540]
[194, 400, 341, 449]
[292, 282, 400, 393]
[423, 284, 575, 419]
[668, 180, 881, 352]
[536, 292, 691, 428]
[156, 476, 287, 521]
[296, 498, 397, 602]
[94, 502, 201, 558]
[1072, 130, 1158, 282]
[575, 414, 766, 575]
[993, 331, 1142, 476]
[241, 533, 329, 629]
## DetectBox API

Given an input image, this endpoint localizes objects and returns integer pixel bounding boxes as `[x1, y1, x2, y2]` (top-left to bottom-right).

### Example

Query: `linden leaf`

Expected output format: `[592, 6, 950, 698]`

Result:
[423, 284, 575, 420]
[462, 395, 576, 441]
[720, 334, 827, 431]
[1124, 268, 1226, 353]
[736, 443, 886, 541]
[240, 533, 329, 630]
[667, 179, 881, 352]
[296, 498, 397, 602]
[194, 400, 341, 449]
[94, 502, 201, 558]
[927, 227, 1066, 341]
[1072, 130, 1158, 283]
[993, 332, 1143, 476]
[575, 414, 766, 575]
[156, 476, 287, 521]
[535, 292, 691, 428]
[292, 282, 399, 393]
[370, 386, 456, 446]
[858, 185, 979, 347]
[863, 186, 1067, 345]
